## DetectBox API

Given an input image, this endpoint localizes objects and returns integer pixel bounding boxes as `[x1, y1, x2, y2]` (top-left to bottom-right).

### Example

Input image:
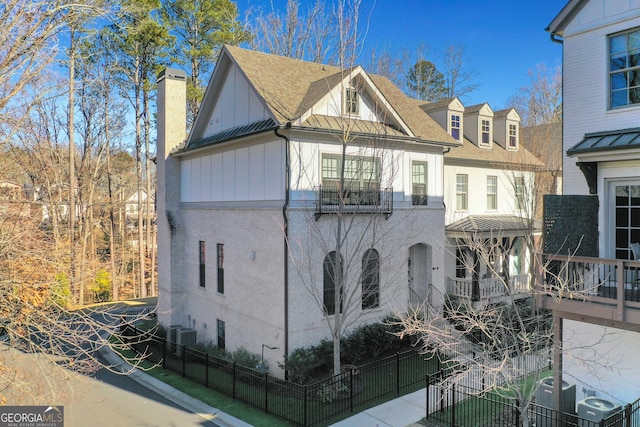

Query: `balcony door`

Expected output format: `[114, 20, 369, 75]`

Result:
[608, 181, 640, 259]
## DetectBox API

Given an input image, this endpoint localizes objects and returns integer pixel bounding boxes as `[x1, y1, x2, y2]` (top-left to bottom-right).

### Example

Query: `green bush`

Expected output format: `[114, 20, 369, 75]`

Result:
[49, 273, 71, 308]
[90, 268, 111, 302]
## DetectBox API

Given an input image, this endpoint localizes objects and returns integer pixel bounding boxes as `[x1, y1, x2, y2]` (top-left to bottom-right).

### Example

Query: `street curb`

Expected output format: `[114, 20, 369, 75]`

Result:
[98, 337, 253, 427]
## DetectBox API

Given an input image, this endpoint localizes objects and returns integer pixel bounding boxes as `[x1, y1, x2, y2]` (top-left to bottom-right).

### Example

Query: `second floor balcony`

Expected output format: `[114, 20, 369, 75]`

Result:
[314, 185, 393, 219]
[535, 253, 640, 329]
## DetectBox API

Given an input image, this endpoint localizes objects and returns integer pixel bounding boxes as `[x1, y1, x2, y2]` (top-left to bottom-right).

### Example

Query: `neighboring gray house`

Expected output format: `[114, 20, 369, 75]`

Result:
[156, 46, 459, 376]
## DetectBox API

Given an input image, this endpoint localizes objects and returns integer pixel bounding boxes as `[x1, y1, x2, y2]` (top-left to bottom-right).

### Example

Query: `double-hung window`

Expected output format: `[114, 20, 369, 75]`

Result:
[450, 114, 461, 141]
[321, 154, 381, 205]
[412, 161, 428, 205]
[344, 88, 359, 115]
[610, 28, 640, 108]
[456, 174, 468, 211]
[508, 124, 518, 148]
[487, 176, 497, 210]
[217, 243, 224, 294]
[481, 120, 491, 145]
[514, 176, 525, 210]
[199, 241, 206, 288]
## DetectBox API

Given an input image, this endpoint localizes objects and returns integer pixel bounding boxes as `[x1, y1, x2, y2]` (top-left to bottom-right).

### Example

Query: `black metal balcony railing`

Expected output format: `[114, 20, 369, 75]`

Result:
[535, 253, 640, 327]
[314, 185, 393, 219]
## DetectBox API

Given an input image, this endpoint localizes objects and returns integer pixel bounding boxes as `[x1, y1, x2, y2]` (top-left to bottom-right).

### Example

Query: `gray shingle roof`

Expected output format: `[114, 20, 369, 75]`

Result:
[222, 45, 459, 146]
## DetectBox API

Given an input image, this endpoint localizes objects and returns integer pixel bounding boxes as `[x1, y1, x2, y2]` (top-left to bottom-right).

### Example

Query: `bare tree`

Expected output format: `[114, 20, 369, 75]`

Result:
[249, 0, 369, 67]
[442, 44, 480, 101]
[506, 63, 562, 126]
[394, 237, 613, 427]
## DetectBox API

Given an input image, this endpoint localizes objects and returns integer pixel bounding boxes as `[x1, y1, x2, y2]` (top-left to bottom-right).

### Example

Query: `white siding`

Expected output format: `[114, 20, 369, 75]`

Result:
[443, 165, 533, 225]
[181, 140, 285, 203]
[203, 66, 270, 137]
[562, 8, 640, 195]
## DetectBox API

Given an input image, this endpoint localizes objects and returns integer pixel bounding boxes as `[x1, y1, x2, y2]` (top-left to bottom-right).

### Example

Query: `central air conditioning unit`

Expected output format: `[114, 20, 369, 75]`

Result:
[175, 327, 197, 357]
[535, 376, 577, 427]
[577, 397, 622, 427]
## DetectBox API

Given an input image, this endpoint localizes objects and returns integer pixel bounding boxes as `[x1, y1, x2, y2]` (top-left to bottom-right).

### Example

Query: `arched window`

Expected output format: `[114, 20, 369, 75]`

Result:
[323, 251, 343, 315]
[361, 249, 380, 309]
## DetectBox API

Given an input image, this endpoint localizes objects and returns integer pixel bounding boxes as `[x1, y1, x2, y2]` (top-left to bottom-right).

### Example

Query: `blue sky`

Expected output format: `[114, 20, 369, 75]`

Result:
[237, 0, 567, 109]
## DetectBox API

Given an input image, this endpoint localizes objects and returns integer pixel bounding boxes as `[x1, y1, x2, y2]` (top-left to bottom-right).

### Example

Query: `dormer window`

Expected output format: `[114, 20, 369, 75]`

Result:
[450, 114, 461, 141]
[508, 124, 518, 148]
[481, 119, 491, 145]
[344, 88, 359, 115]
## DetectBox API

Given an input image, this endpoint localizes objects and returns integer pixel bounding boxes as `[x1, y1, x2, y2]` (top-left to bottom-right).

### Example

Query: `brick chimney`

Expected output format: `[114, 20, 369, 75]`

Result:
[156, 68, 186, 326]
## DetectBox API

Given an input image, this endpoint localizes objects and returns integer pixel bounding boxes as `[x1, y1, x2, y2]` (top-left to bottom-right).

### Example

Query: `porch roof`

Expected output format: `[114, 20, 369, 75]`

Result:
[446, 215, 540, 238]
[567, 127, 640, 156]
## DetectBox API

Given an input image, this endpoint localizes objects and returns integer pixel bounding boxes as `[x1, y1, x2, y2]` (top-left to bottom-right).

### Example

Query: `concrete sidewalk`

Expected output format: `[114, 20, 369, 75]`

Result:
[328, 389, 427, 427]
[98, 332, 253, 427]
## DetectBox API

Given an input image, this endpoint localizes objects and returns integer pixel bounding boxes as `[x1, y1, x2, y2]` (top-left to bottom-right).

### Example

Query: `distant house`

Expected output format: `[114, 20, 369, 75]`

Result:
[540, 0, 640, 406]
[124, 188, 155, 230]
[156, 46, 459, 375]
[423, 98, 544, 304]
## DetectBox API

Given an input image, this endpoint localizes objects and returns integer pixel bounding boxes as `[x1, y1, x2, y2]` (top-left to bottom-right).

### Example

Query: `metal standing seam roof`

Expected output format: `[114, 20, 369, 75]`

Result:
[186, 118, 278, 151]
[446, 215, 541, 234]
[567, 127, 640, 156]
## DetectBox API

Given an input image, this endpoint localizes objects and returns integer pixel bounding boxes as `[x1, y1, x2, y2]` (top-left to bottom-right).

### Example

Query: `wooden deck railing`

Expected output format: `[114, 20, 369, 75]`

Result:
[535, 253, 640, 328]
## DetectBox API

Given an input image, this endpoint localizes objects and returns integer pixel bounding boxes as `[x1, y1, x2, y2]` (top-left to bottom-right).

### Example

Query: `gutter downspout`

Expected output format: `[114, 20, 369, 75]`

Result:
[274, 125, 291, 378]
[549, 28, 564, 417]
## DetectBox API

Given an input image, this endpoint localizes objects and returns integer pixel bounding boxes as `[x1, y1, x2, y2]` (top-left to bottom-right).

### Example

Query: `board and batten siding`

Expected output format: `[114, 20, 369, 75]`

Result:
[562, 1, 640, 195]
[203, 65, 271, 138]
[180, 140, 285, 203]
[288, 139, 445, 204]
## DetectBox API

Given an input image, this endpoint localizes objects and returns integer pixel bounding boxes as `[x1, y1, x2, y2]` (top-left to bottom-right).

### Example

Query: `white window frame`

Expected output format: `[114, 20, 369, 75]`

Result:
[487, 175, 497, 210]
[481, 119, 491, 145]
[609, 28, 640, 109]
[450, 114, 461, 141]
[344, 88, 360, 115]
[508, 124, 518, 149]
[411, 161, 428, 206]
[456, 174, 468, 211]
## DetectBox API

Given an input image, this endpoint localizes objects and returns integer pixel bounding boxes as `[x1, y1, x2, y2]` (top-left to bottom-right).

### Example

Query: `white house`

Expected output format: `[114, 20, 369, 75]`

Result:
[540, 0, 640, 406]
[422, 98, 544, 303]
[156, 46, 459, 375]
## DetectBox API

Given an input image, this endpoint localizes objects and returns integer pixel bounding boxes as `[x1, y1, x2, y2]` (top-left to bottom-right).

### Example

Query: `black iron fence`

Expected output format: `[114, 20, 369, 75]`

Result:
[425, 370, 640, 427]
[122, 325, 441, 426]
[314, 185, 393, 217]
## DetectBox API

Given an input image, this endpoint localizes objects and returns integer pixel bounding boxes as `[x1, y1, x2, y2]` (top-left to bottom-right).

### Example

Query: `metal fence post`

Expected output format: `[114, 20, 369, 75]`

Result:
[303, 386, 308, 427]
[182, 345, 186, 377]
[205, 353, 209, 388]
[426, 374, 430, 420]
[515, 399, 520, 427]
[232, 362, 237, 398]
[162, 336, 166, 369]
[396, 352, 401, 394]
[264, 372, 269, 413]
[350, 369, 354, 413]
[451, 383, 456, 427]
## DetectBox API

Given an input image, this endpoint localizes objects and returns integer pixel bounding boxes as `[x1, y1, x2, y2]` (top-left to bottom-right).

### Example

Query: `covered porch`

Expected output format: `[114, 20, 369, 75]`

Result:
[445, 215, 539, 303]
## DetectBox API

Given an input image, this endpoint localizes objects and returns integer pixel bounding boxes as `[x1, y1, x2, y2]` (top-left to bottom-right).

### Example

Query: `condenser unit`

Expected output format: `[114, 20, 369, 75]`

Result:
[535, 376, 577, 427]
[175, 328, 196, 356]
[577, 397, 622, 426]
